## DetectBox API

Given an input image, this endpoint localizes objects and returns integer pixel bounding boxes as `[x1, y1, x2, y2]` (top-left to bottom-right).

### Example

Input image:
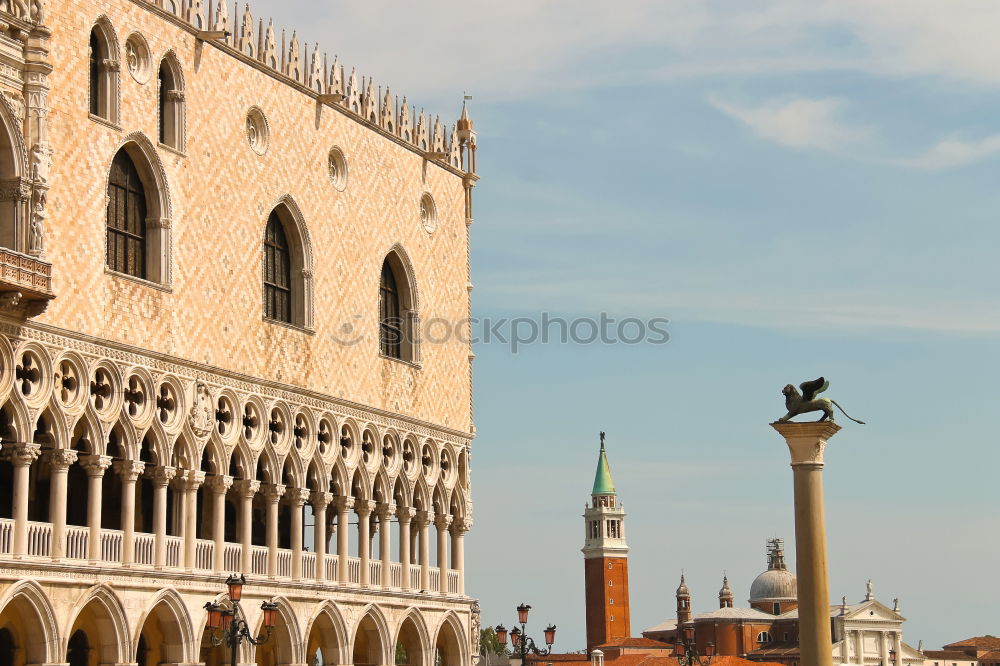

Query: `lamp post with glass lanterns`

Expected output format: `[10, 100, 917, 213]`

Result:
[673, 624, 714, 666]
[203, 575, 280, 666]
[494, 604, 557, 664]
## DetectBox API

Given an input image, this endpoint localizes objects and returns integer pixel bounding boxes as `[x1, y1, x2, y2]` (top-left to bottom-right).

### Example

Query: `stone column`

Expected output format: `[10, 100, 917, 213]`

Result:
[771, 421, 841, 666]
[265, 483, 286, 577]
[398, 507, 414, 590]
[335, 496, 354, 583]
[48, 449, 78, 560]
[234, 480, 260, 574]
[377, 503, 395, 588]
[181, 470, 206, 570]
[417, 510, 433, 592]
[435, 514, 452, 594]
[81, 454, 112, 563]
[451, 517, 470, 595]
[894, 632, 903, 666]
[287, 488, 309, 580]
[209, 475, 234, 573]
[150, 466, 177, 568]
[9, 444, 41, 557]
[113, 460, 145, 566]
[310, 491, 332, 580]
[356, 500, 374, 586]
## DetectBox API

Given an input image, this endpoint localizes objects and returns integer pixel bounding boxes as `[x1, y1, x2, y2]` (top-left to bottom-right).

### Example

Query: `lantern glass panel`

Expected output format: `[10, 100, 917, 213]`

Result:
[226, 575, 244, 601]
[517, 604, 530, 624]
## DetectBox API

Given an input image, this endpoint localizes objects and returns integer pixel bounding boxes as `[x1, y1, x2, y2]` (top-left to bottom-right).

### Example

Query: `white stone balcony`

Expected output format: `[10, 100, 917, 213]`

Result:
[0, 518, 462, 594]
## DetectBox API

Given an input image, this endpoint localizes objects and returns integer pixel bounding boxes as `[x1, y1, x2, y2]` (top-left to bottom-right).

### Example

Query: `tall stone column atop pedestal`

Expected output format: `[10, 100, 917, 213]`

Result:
[771, 421, 841, 666]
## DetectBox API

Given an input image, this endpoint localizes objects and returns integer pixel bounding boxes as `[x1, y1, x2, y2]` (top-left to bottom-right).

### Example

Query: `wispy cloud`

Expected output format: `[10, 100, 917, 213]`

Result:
[708, 95, 870, 153]
[892, 134, 1000, 170]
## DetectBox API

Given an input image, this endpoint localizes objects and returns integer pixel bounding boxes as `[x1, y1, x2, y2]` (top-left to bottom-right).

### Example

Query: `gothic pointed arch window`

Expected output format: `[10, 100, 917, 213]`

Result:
[261, 200, 313, 329]
[379, 250, 418, 363]
[105, 139, 172, 285]
[107, 150, 147, 278]
[263, 211, 291, 323]
[88, 19, 120, 124]
[0, 98, 26, 252]
[157, 54, 185, 151]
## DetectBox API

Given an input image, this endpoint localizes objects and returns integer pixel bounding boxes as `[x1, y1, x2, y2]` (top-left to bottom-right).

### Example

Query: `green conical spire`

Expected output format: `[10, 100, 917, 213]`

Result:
[592, 431, 616, 495]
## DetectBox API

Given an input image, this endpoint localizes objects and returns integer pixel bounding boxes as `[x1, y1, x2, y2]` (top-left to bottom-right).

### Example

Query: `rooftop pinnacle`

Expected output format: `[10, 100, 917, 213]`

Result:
[592, 431, 616, 495]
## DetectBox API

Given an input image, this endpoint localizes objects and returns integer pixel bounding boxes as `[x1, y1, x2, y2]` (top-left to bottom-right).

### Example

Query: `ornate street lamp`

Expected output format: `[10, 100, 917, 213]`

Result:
[204, 575, 279, 666]
[495, 603, 556, 663]
[674, 624, 714, 666]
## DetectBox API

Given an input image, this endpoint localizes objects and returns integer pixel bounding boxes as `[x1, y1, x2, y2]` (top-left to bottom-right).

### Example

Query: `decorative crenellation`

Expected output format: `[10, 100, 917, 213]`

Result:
[133, 0, 477, 173]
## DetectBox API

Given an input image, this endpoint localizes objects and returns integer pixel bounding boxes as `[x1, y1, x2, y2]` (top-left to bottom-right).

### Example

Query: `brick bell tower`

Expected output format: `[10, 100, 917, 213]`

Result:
[583, 432, 630, 651]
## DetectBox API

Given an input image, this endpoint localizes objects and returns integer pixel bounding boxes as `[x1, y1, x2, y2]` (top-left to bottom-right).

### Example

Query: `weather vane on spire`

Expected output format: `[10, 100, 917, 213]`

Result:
[599, 431, 605, 448]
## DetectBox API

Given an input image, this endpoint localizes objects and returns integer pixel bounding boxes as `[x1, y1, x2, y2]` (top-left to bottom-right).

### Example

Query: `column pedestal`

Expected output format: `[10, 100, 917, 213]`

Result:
[772, 421, 840, 666]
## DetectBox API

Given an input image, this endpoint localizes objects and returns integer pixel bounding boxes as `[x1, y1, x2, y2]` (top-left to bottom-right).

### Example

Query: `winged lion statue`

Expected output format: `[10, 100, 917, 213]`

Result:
[777, 377, 865, 424]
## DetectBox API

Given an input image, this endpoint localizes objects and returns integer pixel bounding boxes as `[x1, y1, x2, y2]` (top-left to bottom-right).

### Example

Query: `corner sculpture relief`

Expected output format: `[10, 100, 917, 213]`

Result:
[28, 142, 52, 256]
[776, 377, 866, 424]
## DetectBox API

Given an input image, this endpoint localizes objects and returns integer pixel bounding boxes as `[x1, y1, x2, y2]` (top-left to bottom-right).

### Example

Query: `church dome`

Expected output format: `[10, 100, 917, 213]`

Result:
[749, 538, 797, 602]
[749, 568, 797, 602]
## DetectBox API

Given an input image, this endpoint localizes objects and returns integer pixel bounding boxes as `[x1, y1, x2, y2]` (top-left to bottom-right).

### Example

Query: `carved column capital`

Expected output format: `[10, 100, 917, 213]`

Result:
[415, 510, 434, 527]
[397, 506, 416, 523]
[355, 499, 376, 517]
[451, 516, 473, 534]
[310, 491, 333, 509]
[6, 443, 40, 466]
[264, 483, 286, 503]
[148, 465, 177, 486]
[376, 503, 397, 521]
[80, 454, 113, 476]
[47, 448, 78, 469]
[285, 487, 310, 506]
[233, 479, 260, 498]
[434, 514, 453, 530]
[180, 469, 207, 490]
[333, 496, 355, 513]
[113, 459, 145, 482]
[208, 474, 234, 494]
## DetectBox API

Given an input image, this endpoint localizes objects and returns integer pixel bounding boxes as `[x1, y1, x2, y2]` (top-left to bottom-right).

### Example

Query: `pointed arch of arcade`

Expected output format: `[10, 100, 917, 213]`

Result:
[64, 584, 131, 666]
[253, 595, 303, 666]
[132, 587, 197, 665]
[395, 608, 431, 666]
[434, 612, 468, 666]
[0, 579, 61, 665]
[352, 605, 391, 666]
[304, 601, 349, 666]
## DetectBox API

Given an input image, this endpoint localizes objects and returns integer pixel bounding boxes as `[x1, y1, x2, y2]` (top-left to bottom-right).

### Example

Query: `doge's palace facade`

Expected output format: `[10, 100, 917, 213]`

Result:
[0, 1, 480, 666]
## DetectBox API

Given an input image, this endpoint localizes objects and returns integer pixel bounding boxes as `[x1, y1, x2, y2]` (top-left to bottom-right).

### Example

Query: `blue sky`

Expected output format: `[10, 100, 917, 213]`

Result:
[255, 0, 1000, 650]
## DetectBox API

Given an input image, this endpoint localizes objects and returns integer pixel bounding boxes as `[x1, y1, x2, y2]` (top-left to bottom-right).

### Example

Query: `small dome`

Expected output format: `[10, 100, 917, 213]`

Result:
[749, 568, 797, 602]
[676, 574, 690, 596]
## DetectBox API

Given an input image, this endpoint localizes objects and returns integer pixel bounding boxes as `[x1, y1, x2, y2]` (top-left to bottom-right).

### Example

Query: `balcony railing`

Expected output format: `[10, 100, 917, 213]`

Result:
[0, 518, 461, 595]
[0, 248, 54, 316]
